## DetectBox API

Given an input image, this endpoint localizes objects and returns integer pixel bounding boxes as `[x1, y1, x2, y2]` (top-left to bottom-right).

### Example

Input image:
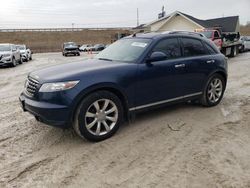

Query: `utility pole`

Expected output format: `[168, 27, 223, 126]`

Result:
[72, 23, 74, 31]
[137, 8, 139, 26]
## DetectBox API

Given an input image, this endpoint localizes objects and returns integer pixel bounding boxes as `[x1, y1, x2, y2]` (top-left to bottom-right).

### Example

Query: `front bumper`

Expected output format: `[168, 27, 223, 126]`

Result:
[21, 54, 28, 60]
[0, 57, 12, 65]
[64, 50, 79, 54]
[19, 93, 71, 128]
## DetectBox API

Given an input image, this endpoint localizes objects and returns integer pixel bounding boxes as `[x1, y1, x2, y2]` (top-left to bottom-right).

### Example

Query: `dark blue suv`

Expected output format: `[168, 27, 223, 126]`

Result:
[19, 32, 228, 141]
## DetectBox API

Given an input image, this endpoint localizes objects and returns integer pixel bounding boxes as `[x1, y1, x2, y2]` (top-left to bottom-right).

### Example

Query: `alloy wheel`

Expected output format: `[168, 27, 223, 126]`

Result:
[85, 99, 118, 136]
[207, 78, 223, 103]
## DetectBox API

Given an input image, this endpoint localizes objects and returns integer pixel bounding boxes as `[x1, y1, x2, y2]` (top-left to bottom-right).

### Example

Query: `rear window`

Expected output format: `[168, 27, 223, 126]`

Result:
[181, 38, 207, 57]
[204, 40, 220, 54]
[204, 42, 217, 54]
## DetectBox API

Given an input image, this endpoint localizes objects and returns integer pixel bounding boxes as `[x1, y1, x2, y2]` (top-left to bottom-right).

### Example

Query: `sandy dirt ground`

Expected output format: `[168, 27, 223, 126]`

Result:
[0, 52, 250, 188]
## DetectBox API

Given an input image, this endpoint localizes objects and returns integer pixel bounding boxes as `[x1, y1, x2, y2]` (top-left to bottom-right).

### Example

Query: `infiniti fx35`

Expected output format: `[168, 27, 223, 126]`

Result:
[20, 32, 228, 141]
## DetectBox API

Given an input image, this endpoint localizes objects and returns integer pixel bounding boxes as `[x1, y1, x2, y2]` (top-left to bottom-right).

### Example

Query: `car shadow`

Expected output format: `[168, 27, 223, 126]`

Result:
[37, 102, 203, 146]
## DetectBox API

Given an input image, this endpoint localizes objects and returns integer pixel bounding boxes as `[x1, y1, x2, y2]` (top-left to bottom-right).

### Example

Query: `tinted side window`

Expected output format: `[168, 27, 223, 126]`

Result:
[182, 38, 207, 57]
[153, 38, 181, 59]
[204, 43, 216, 54]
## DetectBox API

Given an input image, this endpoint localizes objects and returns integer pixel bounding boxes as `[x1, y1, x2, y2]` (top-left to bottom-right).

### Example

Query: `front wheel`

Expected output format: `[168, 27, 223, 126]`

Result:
[73, 91, 124, 142]
[201, 74, 226, 107]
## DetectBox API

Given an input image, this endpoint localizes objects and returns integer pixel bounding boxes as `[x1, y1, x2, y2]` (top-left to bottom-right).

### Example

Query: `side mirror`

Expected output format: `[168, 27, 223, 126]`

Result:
[147, 51, 167, 63]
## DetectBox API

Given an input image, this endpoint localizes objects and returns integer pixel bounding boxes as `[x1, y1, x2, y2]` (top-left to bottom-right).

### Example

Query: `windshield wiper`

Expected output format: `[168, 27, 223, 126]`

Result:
[98, 58, 113, 61]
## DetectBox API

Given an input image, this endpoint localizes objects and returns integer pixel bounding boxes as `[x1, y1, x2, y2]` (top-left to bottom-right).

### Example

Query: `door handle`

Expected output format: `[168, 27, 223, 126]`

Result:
[206, 60, 215, 64]
[175, 64, 185, 68]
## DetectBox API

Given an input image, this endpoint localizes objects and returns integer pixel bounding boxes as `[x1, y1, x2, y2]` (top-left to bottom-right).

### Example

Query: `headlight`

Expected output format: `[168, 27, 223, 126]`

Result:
[39, 81, 79, 92]
[2, 54, 11, 57]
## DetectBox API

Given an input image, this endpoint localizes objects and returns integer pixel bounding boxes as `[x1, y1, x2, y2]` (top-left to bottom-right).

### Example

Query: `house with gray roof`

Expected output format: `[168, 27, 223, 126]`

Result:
[133, 11, 240, 34]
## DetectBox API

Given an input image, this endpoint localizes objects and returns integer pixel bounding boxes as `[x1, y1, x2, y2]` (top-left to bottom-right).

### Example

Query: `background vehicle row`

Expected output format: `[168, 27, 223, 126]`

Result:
[0, 43, 32, 67]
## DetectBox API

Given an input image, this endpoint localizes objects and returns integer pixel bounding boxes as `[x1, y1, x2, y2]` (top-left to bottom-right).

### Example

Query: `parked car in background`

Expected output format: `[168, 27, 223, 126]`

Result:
[85, 44, 94, 52]
[239, 36, 250, 52]
[0, 43, 22, 67]
[92, 44, 105, 51]
[20, 32, 228, 141]
[16, 44, 32, 62]
[79, 44, 91, 52]
[62, 42, 80, 56]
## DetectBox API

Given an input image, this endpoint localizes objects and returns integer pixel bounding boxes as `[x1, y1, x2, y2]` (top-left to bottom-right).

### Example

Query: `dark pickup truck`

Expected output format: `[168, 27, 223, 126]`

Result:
[62, 42, 80, 57]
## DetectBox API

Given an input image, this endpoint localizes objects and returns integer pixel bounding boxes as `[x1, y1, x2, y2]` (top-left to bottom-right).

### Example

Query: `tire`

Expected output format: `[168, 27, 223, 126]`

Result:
[11, 57, 17, 67]
[201, 74, 226, 107]
[29, 55, 32, 60]
[73, 90, 124, 142]
[77, 53, 80, 56]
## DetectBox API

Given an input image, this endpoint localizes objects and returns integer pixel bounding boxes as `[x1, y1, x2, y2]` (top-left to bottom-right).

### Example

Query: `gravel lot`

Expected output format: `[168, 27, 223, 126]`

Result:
[0, 52, 250, 188]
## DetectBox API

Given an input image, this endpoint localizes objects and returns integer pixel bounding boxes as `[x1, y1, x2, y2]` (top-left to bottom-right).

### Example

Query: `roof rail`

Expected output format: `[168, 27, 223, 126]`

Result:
[162, 30, 205, 37]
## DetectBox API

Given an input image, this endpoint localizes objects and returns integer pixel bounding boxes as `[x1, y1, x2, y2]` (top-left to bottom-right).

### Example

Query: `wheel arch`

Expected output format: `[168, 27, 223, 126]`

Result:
[69, 83, 130, 125]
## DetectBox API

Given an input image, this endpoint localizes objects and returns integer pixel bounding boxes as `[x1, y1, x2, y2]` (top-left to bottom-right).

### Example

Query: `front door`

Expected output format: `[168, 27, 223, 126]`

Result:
[135, 37, 186, 108]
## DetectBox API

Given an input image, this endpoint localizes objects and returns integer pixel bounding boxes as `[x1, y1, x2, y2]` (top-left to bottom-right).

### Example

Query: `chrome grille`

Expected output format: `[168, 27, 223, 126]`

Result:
[25, 77, 39, 97]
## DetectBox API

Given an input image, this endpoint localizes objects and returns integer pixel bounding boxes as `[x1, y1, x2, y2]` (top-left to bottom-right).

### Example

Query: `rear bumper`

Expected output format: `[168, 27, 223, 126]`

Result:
[19, 93, 71, 128]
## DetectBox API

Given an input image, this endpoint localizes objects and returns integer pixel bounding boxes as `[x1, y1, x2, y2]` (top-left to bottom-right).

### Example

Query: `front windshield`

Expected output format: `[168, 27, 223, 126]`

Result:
[96, 38, 151, 62]
[200, 31, 213, 39]
[0, 45, 11, 51]
[65, 42, 77, 47]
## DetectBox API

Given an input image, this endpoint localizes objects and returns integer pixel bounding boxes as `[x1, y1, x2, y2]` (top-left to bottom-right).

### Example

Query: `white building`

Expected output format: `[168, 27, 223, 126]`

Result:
[134, 11, 240, 33]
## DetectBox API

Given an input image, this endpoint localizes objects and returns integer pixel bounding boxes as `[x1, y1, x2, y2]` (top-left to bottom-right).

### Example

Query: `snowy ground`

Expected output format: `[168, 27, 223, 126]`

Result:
[0, 52, 250, 188]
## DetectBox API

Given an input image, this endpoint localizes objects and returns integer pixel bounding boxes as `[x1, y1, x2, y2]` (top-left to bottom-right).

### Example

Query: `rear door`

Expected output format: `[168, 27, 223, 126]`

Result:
[179, 37, 216, 95]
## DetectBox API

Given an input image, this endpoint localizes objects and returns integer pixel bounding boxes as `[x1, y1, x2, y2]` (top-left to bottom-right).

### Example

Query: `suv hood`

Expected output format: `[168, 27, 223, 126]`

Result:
[0, 51, 11, 55]
[29, 59, 128, 83]
[20, 50, 26, 53]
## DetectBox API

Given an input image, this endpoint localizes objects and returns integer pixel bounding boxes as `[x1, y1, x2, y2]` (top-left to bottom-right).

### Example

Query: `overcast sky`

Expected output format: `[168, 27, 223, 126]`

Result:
[0, 0, 249, 29]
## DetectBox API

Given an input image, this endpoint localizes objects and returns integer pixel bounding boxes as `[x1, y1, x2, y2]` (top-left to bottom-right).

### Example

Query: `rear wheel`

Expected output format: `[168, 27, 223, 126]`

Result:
[73, 91, 124, 142]
[201, 74, 225, 107]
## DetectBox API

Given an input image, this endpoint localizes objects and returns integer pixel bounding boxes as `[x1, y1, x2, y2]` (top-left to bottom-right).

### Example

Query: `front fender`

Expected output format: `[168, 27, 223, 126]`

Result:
[68, 82, 130, 124]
